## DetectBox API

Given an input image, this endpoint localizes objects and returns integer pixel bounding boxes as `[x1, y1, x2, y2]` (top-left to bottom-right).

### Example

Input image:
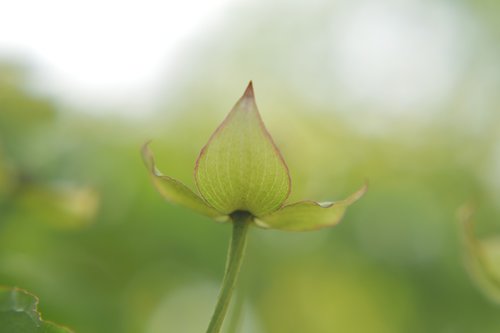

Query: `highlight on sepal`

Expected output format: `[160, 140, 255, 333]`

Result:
[194, 81, 291, 217]
[459, 204, 500, 303]
[142, 141, 228, 222]
[255, 182, 368, 231]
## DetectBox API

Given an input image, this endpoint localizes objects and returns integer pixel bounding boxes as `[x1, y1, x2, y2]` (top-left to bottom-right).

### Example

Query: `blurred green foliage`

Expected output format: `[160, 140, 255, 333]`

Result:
[0, 59, 499, 332]
[1, 0, 500, 331]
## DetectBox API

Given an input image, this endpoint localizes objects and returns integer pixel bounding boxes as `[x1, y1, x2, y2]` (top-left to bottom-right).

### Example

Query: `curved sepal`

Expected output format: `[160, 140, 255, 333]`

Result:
[194, 82, 291, 217]
[255, 183, 367, 231]
[142, 142, 228, 222]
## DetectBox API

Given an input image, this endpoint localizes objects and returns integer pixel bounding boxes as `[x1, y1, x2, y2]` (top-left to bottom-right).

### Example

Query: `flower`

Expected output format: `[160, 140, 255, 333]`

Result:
[142, 82, 366, 231]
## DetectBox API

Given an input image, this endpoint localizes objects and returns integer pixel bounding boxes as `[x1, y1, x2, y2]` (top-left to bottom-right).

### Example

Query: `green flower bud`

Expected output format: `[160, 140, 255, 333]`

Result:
[143, 82, 366, 231]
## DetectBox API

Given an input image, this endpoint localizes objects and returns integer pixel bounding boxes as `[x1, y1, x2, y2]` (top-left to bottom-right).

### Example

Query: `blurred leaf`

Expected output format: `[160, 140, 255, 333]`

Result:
[194, 82, 290, 217]
[256, 183, 367, 231]
[50, 184, 99, 228]
[0, 286, 73, 332]
[13, 183, 99, 230]
[460, 204, 500, 304]
[142, 141, 227, 222]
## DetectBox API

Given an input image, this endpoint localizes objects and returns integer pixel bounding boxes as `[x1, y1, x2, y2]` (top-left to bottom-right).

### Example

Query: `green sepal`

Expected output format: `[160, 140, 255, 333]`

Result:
[255, 183, 367, 231]
[195, 82, 291, 217]
[0, 286, 73, 332]
[142, 142, 228, 222]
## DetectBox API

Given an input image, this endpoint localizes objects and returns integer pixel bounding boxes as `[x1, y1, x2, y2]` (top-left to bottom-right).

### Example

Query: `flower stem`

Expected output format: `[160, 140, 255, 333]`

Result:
[206, 212, 251, 333]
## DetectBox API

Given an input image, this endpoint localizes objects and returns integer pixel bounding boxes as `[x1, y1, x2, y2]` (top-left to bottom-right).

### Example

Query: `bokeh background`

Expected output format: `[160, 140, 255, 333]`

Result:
[1, 0, 500, 332]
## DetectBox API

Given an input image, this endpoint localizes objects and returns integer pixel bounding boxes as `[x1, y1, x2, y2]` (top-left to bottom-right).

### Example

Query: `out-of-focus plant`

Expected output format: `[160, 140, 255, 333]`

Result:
[459, 204, 500, 304]
[0, 286, 73, 332]
[143, 82, 366, 333]
[0, 63, 99, 230]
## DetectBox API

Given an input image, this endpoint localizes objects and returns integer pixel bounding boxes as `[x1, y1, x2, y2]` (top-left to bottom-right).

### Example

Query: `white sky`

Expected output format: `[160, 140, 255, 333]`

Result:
[0, 0, 471, 120]
[0, 0, 235, 113]
[330, 0, 468, 119]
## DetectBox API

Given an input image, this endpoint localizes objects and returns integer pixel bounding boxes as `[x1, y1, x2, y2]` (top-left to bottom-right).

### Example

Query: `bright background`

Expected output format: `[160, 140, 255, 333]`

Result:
[1, 0, 500, 332]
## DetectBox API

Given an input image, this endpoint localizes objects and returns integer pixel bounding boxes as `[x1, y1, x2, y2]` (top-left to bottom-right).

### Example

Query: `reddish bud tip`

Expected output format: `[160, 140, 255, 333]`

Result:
[243, 81, 254, 98]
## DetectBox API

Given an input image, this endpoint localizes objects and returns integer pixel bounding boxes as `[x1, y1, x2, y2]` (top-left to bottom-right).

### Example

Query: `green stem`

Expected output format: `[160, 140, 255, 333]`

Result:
[206, 212, 251, 333]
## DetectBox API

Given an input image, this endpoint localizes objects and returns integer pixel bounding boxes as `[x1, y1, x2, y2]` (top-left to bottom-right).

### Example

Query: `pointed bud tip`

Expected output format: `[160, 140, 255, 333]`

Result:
[243, 81, 254, 99]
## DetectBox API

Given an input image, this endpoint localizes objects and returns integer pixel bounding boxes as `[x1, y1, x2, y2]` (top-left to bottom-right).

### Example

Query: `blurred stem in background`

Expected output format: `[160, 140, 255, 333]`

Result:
[206, 212, 251, 333]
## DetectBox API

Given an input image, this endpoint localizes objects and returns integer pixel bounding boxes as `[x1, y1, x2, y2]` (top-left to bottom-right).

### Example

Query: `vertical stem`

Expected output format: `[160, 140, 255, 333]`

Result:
[206, 213, 251, 333]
